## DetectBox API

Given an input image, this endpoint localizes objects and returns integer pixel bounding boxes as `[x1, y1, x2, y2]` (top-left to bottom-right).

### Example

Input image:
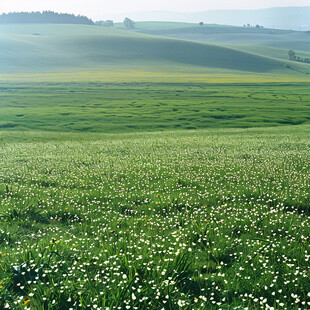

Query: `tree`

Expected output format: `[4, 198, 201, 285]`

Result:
[0, 11, 94, 25]
[288, 50, 296, 61]
[124, 17, 135, 29]
[96, 20, 113, 27]
[104, 20, 114, 27]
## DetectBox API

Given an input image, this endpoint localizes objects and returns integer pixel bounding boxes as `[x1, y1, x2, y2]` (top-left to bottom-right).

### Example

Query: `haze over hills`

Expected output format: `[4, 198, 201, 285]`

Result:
[0, 23, 309, 79]
[99, 7, 310, 31]
[132, 22, 310, 58]
[134, 22, 310, 43]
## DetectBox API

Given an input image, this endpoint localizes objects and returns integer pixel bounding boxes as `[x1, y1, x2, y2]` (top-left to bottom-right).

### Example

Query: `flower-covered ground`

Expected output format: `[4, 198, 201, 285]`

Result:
[0, 125, 309, 309]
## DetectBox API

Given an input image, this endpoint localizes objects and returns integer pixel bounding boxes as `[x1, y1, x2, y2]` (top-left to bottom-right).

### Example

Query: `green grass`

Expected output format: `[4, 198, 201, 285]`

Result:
[0, 125, 309, 309]
[0, 82, 309, 133]
[229, 45, 310, 62]
[0, 21, 309, 310]
[0, 23, 309, 77]
[262, 40, 310, 53]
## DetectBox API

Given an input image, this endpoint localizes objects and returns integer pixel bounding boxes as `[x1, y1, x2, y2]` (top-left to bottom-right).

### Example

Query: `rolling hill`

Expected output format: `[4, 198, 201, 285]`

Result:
[0, 23, 308, 79]
[129, 22, 310, 70]
[0, 23, 309, 133]
[134, 22, 309, 44]
[133, 22, 310, 52]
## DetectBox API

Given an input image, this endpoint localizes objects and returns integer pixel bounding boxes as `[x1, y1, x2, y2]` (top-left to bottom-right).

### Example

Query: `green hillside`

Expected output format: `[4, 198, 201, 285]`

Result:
[133, 22, 307, 44]
[133, 22, 310, 63]
[230, 44, 310, 62]
[261, 39, 310, 53]
[135, 22, 293, 35]
[0, 24, 306, 76]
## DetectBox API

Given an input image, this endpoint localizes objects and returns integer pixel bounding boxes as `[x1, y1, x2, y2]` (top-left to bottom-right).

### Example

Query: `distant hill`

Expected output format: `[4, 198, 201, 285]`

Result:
[132, 22, 310, 55]
[0, 24, 307, 77]
[0, 11, 94, 25]
[102, 7, 310, 31]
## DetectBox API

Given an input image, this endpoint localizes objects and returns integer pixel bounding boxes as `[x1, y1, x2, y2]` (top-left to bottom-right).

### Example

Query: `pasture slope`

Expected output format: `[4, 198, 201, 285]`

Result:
[0, 23, 309, 77]
[133, 21, 310, 64]
[133, 21, 310, 50]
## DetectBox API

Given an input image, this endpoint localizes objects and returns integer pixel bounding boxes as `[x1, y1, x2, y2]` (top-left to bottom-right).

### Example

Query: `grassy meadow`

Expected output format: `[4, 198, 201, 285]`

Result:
[0, 82, 309, 132]
[0, 126, 309, 309]
[0, 21, 310, 310]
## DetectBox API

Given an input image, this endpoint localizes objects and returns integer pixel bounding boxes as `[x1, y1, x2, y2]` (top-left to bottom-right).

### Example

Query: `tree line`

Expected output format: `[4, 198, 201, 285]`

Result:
[0, 11, 94, 25]
[288, 50, 310, 64]
[95, 18, 135, 29]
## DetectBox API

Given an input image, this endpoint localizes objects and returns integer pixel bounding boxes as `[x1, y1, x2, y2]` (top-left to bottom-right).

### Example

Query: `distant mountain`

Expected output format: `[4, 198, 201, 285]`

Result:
[0, 11, 94, 25]
[98, 7, 310, 31]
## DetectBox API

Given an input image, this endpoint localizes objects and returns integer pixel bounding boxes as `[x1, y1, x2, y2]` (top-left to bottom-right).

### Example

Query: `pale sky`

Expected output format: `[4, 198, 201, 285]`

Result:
[1, 0, 310, 18]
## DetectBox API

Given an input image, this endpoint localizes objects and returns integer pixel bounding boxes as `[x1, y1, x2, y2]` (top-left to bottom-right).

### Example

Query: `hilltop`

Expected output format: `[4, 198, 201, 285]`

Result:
[104, 7, 310, 31]
[133, 22, 309, 46]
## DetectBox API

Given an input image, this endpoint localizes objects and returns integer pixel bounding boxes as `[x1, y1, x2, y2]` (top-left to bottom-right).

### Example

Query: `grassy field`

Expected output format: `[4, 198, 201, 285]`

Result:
[0, 20, 310, 310]
[0, 82, 309, 132]
[0, 126, 309, 309]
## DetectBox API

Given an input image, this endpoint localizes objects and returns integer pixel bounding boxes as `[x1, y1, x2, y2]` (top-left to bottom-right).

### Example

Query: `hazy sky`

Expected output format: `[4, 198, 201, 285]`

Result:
[1, 0, 310, 18]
